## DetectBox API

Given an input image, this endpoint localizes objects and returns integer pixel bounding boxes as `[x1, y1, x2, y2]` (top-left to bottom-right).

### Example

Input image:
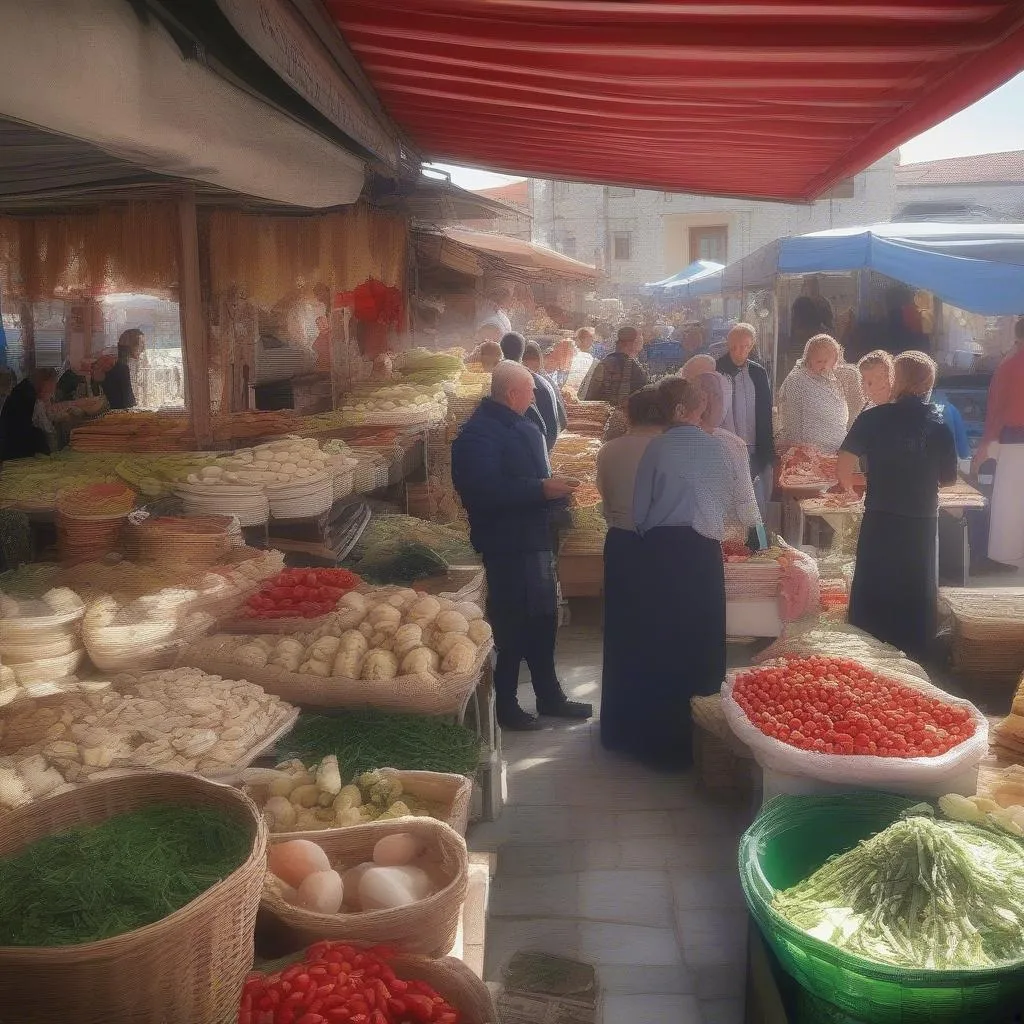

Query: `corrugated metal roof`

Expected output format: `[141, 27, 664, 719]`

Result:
[326, 0, 1024, 203]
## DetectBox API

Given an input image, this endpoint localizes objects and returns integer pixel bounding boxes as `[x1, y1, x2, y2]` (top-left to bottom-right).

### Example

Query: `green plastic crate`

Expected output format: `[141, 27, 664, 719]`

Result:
[739, 793, 1024, 1024]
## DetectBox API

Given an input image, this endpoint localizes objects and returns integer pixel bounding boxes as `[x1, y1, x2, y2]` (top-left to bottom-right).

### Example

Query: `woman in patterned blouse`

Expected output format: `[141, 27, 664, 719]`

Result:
[777, 334, 850, 454]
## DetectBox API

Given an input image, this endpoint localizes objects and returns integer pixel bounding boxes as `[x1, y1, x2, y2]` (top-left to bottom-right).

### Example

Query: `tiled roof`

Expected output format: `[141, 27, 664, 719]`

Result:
[896, 151, 1024, 186]
[471, 180, 529, 209]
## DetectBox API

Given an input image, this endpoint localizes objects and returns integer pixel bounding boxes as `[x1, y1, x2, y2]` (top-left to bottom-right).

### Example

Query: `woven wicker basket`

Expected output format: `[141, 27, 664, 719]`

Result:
[261, 817, 469, 957]
[183, 637, 491, 716]
[0, 771, 267, 1024]
[256, 949, 496, 1024]
[267, 768, 474, 839]
[692, 722, 754, 800]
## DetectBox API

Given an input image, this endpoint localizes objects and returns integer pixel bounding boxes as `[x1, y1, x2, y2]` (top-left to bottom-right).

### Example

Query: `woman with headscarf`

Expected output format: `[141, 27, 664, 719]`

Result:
[690, 370, 762, 543]
[777, 334, 849, 454]
[838, 352, 957, 661]
[628, 378, 740, 770]
[595, 385, 667, 754]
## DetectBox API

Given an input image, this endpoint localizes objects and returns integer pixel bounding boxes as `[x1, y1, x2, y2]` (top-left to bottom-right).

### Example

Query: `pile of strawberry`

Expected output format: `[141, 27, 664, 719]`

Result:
[242, 568, 361, 619]
[239, 943, 462, 1024]
[731, 655, 975, 757]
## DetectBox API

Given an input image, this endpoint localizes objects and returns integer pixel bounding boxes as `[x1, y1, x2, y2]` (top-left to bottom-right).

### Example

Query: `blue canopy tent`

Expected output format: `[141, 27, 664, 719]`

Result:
[702, 223, 1024, 316]
[643, 259, 724, 299]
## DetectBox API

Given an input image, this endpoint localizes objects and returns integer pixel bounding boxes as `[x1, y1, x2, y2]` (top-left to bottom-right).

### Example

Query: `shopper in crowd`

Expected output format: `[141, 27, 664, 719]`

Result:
[838, 352, 957, 661]
[564, 327, 596, 392]
[523, 340, 545, 376]
[690, 369, 762, 542]
[627, 378, 738, 770]
[579, 325, 649, 406]
[0, 367, 58, 461]
[102, 328, 144, 410]
[857, 350, 894, 410]
[596, 386, 666, 754]
[975, 317, 1024, 567]
[777, 333, 849, 454]
[500, 332, 566, 451]
[473, 340, 503, 372]
[716, 322, 774, 516]
[476, 285, 513, 338]
[451, 360, 591, 731]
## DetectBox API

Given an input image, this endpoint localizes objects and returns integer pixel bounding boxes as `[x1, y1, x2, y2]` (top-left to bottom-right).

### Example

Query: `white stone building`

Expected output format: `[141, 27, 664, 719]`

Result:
[894, 151, 1024, 222]
[529, 153, 899, 295]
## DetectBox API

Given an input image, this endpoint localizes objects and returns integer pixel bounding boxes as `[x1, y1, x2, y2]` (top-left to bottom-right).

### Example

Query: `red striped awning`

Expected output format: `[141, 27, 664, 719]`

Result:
[327, 1, 1024, 202]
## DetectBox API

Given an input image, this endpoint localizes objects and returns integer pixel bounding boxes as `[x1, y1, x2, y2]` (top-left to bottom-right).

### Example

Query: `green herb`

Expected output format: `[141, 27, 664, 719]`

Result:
[0, 805, 251, 946]
[280, 711, 481, 778]
[774, 813, 1024, 969]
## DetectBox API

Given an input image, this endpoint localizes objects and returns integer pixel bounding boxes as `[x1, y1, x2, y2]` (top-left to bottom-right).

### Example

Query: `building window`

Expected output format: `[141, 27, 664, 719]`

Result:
[689, 225, 727, 263]
[561, 235, 577, 257]
[612, 232, 632, 261]
[608, 186, 635, 198]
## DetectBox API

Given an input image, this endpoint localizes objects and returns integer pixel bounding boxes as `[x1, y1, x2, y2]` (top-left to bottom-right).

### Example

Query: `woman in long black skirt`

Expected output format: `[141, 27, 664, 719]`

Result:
[628, 378, 743, 770]
[839, 352, 957, 663]
[595, 386, 667, 753]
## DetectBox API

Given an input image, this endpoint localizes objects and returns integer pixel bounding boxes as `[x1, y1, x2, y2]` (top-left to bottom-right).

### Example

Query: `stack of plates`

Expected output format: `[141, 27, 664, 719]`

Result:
[265, 473, 334, 519]
[0, 604, 87, 687]
[176, 482, 270, 527]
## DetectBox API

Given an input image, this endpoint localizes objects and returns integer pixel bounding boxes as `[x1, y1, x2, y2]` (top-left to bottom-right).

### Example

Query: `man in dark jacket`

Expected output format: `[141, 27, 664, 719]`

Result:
[499, 332, 564, 451]
[0, 367, 58, 461]
[716, 323, 775, 516]
[451, 361, 592, 731]
[579, 324, 649, 407]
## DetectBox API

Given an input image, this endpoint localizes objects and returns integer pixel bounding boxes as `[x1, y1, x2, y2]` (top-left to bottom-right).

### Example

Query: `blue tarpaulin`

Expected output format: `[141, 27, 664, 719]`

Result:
[704, 224, 1024, 316]
[644, 259, 724, 299]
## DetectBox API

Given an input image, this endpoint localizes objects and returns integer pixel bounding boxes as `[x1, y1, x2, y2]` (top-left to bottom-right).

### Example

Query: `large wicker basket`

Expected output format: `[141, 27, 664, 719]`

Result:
[256, 948, 496, 1023]
[265, 768, 474, 839]
[0, 771, 268, 1024]
[182, 635, 491, 716]
[260, 817, 469, 957]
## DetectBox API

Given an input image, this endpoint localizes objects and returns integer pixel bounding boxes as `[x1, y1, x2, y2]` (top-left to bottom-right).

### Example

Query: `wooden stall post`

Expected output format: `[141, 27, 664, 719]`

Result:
[177, 189, 212, 447]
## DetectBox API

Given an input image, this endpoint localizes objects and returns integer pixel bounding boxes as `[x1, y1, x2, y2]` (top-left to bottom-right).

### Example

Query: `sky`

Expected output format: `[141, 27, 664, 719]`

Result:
[429, 71, 1024, 191]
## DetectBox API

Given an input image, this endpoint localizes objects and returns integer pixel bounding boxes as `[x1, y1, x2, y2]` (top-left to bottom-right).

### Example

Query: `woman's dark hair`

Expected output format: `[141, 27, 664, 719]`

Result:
[499, 332, 526, 362]
[626, 384, 666, 428]
[118, 328, 144, 357]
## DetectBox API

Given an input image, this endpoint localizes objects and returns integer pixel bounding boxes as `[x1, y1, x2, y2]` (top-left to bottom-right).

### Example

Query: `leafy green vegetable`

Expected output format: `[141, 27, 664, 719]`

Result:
[774, 812, 1024, 969]
[280, 711, 481, 778]
[0, 805, 251, 946]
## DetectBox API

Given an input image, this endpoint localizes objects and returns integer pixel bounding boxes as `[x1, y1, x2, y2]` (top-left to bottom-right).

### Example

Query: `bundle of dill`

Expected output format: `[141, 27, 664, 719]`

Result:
[279, 711, 482, 778]
[0, 805, 251, 946]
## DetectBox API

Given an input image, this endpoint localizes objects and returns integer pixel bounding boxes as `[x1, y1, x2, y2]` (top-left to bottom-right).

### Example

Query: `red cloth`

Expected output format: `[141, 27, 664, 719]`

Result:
[982, 346, 1024, 445]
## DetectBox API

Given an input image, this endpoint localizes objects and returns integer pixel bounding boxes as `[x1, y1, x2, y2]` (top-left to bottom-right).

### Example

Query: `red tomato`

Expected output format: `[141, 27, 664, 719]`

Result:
[732, 655, 975, 759]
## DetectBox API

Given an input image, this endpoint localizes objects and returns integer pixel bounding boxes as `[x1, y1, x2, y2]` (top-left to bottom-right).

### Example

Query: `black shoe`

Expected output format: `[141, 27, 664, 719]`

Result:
[536, 698, 593, 720]
[497, 705, 543, 731]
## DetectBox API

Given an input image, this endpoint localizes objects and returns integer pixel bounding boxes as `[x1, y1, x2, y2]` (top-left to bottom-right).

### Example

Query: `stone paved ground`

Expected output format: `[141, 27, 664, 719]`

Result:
[468, 613, 755, 1024]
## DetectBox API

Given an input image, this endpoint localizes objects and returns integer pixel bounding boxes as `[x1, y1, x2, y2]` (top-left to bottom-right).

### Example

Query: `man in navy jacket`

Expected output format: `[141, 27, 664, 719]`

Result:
[452, 361, 592, 730]
[499, 332, 563, 451]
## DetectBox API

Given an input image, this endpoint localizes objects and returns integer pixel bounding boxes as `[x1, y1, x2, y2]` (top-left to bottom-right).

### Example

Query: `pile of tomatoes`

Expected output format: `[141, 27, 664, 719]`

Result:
[731, 655, 975, 758]
[243, 568, 361, 620]
[239, 943, 462, 1024]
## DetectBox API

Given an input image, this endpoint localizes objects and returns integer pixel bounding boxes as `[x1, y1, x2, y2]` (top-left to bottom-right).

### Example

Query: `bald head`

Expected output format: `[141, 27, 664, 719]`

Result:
[491, 359, 536, 415]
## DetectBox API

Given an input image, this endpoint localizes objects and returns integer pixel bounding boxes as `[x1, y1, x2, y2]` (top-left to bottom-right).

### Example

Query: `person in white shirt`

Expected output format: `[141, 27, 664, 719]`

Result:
[476, 285, 513, 337]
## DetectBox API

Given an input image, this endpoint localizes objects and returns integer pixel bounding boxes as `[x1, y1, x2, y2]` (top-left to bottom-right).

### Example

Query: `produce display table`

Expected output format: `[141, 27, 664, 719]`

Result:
[450, 851, 494, 979]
